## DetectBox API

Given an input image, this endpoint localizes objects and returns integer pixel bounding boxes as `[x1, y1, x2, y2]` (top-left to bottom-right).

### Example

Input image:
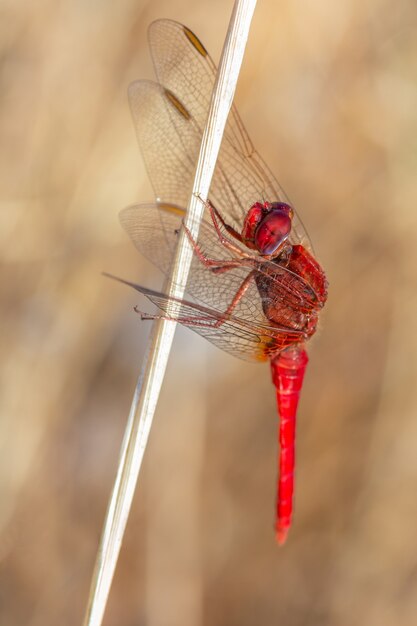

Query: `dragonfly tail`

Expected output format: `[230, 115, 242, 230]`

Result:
[270, 347, 309, 545]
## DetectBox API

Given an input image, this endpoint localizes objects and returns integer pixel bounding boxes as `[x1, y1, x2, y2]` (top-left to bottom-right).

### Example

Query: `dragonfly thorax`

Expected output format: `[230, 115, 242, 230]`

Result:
[242, 202, 293, 257]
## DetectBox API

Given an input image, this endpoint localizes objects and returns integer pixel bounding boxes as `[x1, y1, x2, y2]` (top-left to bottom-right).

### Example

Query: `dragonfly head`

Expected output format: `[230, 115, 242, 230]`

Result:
[242, 202, 293, 257]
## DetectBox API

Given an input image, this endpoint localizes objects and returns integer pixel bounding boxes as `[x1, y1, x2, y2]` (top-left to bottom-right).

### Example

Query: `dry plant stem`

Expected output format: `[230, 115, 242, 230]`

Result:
[83, 1, 257, 625]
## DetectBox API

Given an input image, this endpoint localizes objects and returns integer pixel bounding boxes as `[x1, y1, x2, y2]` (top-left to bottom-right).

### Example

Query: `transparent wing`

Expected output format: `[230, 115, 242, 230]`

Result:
[121, 20, 318, 362]
[106, 275, 303, 363]
[142, 18, 312, 248]
[128, 80, 198, 208]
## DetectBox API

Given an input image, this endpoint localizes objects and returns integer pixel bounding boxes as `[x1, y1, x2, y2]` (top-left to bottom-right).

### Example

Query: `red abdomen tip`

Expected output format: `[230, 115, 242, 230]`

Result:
[276, 525, 289, 545]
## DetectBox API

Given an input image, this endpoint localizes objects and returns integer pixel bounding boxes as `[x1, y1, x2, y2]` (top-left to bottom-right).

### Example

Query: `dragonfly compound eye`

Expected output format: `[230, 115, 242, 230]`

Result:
[254, 208, 292, 256]
[241, 202, 267, 248]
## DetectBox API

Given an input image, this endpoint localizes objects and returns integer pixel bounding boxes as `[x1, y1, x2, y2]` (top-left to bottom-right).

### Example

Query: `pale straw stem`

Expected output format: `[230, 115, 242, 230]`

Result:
[83, 1, 257, 624]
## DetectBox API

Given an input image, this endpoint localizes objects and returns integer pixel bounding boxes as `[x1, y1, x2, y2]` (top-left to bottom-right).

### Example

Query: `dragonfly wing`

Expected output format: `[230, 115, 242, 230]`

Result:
[105, 274, 303, 363]
[120, 202, 185, 276]
[128, 80, 199, 207]
[146, 18, 312, 248]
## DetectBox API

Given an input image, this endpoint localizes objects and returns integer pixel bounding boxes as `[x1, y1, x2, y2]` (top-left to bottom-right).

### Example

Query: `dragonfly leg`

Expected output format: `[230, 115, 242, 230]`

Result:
[135, 306, 225, 327]
[195, 194, 245, 245]
[182, 222, 246, 273]
[134, 270, 257, 329]
[207, 202, 246, 253]
[210, 270, 256, 327]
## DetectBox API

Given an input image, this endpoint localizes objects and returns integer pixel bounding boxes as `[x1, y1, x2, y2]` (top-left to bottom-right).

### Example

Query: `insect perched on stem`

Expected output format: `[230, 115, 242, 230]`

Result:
[109, 19, 328, 544]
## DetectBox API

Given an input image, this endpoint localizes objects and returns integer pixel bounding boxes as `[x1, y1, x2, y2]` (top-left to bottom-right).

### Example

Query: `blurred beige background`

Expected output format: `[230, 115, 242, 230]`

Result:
[1, 0, 417, 624]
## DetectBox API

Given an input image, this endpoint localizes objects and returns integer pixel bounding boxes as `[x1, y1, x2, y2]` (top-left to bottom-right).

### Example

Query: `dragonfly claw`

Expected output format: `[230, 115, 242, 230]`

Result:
[133, 305, 154, 321]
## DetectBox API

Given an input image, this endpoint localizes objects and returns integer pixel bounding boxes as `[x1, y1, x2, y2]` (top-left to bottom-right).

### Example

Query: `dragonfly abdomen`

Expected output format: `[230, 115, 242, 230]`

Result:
[270, 347, 309, 544]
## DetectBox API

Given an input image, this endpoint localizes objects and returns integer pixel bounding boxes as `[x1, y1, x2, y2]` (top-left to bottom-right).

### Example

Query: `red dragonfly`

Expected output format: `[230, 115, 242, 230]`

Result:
[111, 19, 328, 544]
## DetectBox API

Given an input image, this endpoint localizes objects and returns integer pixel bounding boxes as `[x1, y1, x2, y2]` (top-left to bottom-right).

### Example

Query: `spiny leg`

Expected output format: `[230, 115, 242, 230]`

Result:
[181, 197, 263, 276]
[182, 221, 247, 274]
[206, 201, 246, 253]
[136, 307, 218, 327]
[210, 269, 256, 326]
[135, 270, 256, 329]
[195, 194, 248, 256]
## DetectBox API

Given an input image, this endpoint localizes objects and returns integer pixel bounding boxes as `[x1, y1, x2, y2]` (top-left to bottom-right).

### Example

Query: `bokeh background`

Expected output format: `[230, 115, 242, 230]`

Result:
[1, 0, 417, 624]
